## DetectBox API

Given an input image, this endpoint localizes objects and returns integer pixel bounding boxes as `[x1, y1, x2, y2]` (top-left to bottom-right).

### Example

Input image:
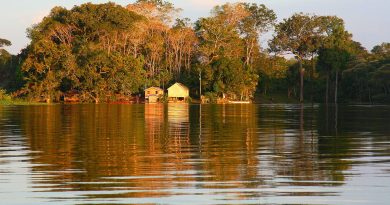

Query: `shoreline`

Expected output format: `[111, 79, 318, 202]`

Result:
[1, 100, 388, 106]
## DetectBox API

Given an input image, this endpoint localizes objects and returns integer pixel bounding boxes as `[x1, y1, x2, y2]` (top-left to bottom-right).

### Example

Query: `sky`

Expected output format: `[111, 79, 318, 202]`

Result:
[0, 0, 389, 54]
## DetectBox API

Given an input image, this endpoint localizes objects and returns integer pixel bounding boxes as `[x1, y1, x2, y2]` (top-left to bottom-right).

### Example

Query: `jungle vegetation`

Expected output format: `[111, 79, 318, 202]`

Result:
[0, 1, 389, 103]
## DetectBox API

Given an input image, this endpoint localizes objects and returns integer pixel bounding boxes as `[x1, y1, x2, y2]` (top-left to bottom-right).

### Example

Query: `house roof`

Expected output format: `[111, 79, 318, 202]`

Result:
[168, 82, 189, 91]
[145, 87, 164, 91]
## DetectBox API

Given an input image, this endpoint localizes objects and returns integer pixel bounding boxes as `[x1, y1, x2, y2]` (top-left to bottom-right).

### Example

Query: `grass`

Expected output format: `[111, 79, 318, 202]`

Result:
[0, 89, 47, 105]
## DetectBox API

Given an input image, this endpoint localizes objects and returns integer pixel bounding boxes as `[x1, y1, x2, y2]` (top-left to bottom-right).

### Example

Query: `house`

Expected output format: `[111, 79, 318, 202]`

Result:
[145, 87, 164, 103]
[167, 82, 189, 102]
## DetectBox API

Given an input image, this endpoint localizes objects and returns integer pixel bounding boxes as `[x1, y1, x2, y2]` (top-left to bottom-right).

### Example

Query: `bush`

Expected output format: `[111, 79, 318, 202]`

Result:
[160, 94, 169, 103]
[204, 92, 218, 103]
[186, 96, 192, 103]
[0, 89, 12, 101]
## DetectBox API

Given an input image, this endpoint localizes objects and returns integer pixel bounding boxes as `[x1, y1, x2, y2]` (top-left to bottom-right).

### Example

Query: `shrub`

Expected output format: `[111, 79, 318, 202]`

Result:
[0, 89, 12, 101]
[186, 96, 192, 103]
[204, 92, 218, 103]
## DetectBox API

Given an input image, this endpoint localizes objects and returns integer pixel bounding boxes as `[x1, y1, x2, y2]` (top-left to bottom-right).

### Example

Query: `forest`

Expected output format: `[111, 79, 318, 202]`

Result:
[0, 0, 389, 103]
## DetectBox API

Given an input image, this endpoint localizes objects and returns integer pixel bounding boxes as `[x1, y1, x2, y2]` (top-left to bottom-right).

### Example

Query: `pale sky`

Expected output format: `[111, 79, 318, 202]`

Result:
[0, 0, 389, 54]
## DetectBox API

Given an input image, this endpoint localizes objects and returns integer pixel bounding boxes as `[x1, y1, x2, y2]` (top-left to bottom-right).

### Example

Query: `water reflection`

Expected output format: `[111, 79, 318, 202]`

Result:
[0, 104, 390, 204]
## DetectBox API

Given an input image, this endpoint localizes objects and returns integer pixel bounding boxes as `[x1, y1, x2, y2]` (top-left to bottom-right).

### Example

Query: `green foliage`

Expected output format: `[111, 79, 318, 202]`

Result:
[2, 2, 389, 105]
[0, 88, 45, 105]
[318, 48, 350, 73]
[371, 43, 390, 60]
[208, 58, 258, 100]
[0, 38, 24, 92]
[342, 59, 390, 103]
[0, 89, 12, 101]
[0, 38, 11, 48]
[269, 13, 323, 102]
[194, 3, 273, 101]
[160, 94, 169, 103]
[185, 96, 192, 103]
[204, 92, 218, 103]
[19, 3, 147, 102]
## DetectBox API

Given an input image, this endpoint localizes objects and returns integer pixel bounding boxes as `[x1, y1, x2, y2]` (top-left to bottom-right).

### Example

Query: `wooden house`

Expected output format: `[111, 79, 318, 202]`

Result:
[145, 87, 164, 103]
[167, 83, 189, 102]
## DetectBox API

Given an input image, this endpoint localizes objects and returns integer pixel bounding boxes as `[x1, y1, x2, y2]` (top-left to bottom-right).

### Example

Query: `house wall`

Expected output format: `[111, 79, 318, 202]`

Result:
[168, 84, 189, 98]
[145, 88, 164, 97]
[148, 95, 159, 103]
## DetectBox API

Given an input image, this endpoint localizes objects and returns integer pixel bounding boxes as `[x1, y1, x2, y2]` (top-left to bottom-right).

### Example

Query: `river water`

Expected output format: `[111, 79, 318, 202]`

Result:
[0, 104, 389, 205]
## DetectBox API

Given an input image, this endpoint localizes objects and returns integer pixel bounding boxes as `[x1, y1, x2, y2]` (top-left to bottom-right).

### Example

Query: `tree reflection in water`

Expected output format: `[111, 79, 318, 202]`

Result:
[0, 104, 390, 204]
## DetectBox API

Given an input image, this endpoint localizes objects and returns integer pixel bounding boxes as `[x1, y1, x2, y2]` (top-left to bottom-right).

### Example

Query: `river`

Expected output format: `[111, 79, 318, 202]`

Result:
[0, 104, 389, 204]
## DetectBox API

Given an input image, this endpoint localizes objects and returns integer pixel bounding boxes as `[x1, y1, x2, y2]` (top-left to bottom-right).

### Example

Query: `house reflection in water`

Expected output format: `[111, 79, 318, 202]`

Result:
[144, 103, 165, 155]
[144, 103, 190, 138]
[144, 103, 164, 136]
[168, 104, 189, 128]
[167, 103, 190, 158]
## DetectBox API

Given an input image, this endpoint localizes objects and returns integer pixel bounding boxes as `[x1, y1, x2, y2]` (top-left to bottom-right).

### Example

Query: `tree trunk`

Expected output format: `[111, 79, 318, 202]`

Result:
[310, 54, 315, 103]
[335, 69, 339, 104]
[368, 87, 372, 104]
[299, 59, 304, 103]
[326, 71, 329, 104]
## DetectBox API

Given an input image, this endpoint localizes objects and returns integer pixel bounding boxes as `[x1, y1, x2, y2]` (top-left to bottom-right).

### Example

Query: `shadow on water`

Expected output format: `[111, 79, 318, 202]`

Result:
[0, 104, 390, 204]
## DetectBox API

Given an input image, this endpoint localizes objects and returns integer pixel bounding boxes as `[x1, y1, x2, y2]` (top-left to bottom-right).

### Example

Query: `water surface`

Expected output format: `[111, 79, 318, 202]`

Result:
[0, 104, 389, 204]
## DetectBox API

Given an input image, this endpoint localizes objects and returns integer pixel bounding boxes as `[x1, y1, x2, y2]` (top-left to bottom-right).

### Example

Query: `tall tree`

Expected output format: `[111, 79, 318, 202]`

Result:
[317, 48, 350, 104]
[196, 3, 247, 64]
[270, 13, 322, 102]
[0, 38, 13, 90]
[240, 3, 276, 67]
[195, 3, 269, 100]
[0, 38, 12, 61]
[317, 16, 367, 104]
[21, 3, 147, 102]
[0, 38, 11, 49]
[371, 42, 390, 60]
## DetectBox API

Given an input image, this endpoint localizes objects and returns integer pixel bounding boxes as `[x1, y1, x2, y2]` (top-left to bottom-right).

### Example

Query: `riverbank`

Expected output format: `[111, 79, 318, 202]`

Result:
[0, 90, 42, 105]
[254, 93, 300, 104]
[1, 94, 386, 105]
[0, 99, 46, 105]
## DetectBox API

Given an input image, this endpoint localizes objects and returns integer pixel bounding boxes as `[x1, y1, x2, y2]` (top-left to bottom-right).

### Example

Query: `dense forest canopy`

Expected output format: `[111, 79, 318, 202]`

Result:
[0, 1, 389, 103]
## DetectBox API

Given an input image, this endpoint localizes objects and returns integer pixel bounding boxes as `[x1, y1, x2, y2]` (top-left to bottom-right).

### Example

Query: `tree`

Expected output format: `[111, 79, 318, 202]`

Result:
[165, 18, 197, 75]
[0, 38, 14, 90]
[210, 57, 258, 100]
[317, 48, 350, 104]
[21, 3, 146, 102]
[371, 43, 390, 59]
[194, 3, 271, 100]
[0, 38, 11, 48]
[315, 16, 368, 104]
[240, 3, 276, 67]
[127, 0, 180, 25]
[371, 64, 390, 97]
[257, 54, 292, 95]
[270, 13, 322, 102]
[196, 3, 247, 64]
[9, 2, 390, 104]
[0, 38, 12, 61]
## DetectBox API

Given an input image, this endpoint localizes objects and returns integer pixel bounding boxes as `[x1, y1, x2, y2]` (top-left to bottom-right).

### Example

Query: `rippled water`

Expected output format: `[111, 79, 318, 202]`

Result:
[0, 104, 390, 205]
